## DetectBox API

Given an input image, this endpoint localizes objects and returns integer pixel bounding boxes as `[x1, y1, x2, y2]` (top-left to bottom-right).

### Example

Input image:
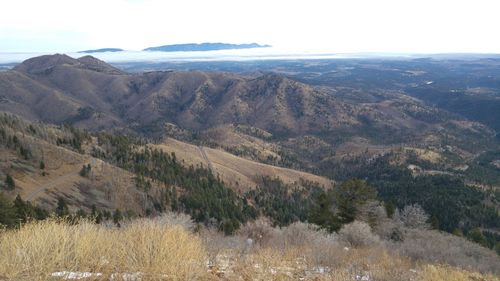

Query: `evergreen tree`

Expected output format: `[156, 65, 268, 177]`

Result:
[113, 209, 123, 225]
[384, 201, 396, 218]
[0, 193, 16, 227]
[75, 209, 87, 219]
[310, 179, 377, 232]
[79, 164, 91, 177]
[467, 228, 488, 247]
[452, 228, 464, 237]
[55, 198, 69, 217]
[309, 191, 342, 232]
[13, 195, 35, 223]
[430, 215, 440, 229]
[90, 205, 103, 224]
[4, 174, 15, 190]
[334, 179, 377, 224]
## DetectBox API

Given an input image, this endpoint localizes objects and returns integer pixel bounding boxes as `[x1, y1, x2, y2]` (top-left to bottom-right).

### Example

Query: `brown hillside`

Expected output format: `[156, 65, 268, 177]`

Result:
[154, 138, 333, 192]
[1, 54, 496, 188]
[0, 116, 148, 213]
[2, 54, 490, 146]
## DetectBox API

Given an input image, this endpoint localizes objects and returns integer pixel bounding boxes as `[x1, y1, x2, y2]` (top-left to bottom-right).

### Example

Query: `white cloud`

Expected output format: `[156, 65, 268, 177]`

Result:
[0, 0, 499, 53]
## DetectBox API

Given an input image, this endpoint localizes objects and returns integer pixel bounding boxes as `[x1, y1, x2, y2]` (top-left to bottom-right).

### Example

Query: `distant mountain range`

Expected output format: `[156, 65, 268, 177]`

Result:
[78, 48, 124, 53]
[75, 43, 270, 54]
[143, 42, 271, 52]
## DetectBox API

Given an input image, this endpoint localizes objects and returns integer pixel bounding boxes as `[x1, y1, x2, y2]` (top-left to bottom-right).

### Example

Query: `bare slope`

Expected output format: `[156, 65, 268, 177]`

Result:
[0, 115, 147, 213]
[155, 138, 333, 192]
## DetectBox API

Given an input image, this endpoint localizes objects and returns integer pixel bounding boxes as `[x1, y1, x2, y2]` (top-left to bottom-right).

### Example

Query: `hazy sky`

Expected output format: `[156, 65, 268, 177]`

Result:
[1, 0, 500, 53]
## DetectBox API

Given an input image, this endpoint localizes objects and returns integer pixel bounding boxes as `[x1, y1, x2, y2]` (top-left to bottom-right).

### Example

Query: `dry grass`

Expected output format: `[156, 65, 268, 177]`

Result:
[417, 264, 500, 281]
[0, 219, 206, 280]
[0, 218, 498, 281]
[154, 138, 332, 192]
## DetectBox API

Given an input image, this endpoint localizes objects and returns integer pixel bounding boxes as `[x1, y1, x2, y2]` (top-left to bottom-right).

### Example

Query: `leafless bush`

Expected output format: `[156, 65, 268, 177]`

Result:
[357, 200, 388, 228]
[338, 221, 381, 247]
[392, 229, 500, 275]
[152, 212, 195, 230]
[268, 222, 325, 248]
[373, 219, 405, 242]
[237, 217, 276, 246]
[118, 212, 195, 231]
[394, 204, 430, 230]
[200, 227, 247, 268]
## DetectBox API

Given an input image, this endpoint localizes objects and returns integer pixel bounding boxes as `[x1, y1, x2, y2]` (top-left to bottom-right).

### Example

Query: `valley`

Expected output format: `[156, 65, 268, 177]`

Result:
[0, 54, 499, 279]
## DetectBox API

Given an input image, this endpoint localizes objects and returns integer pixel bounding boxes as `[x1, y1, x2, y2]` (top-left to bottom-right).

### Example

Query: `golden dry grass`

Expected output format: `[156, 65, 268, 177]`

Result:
[0, 219, 206, 280]
[417, 264, 500, 281]
[155, 138, 332, 192]
[0, 219, 498, 281]
[218, 246, 417, 281]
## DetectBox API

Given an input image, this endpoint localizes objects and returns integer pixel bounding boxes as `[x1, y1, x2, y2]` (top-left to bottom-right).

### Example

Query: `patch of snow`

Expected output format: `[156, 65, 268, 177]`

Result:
[110, 272, 142, 281]
[52, 271, 143, 280]
[356, 274, 372, 281]
[51, 272, 102, 280]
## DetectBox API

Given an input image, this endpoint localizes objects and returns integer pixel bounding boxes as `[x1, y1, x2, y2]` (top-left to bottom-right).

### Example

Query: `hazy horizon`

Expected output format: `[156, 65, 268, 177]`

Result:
[1, 0, 500, 54]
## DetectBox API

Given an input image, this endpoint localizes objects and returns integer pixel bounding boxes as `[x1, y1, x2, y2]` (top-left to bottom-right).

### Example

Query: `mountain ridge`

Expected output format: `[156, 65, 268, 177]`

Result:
[78, 48, 124, 53]
[143, 42, 271, 52]
[1, 54, 495, 149]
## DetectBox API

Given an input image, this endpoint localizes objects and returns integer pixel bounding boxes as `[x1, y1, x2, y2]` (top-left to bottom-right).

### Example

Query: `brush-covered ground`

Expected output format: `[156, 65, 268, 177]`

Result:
[0, 213, 499, 281]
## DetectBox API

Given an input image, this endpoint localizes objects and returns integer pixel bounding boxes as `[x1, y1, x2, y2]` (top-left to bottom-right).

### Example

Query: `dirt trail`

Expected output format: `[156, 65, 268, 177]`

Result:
[198, 146, 213, 171]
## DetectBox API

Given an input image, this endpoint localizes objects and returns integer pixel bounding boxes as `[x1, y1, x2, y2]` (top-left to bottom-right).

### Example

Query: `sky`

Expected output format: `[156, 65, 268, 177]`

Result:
[1, 0, 500, 54]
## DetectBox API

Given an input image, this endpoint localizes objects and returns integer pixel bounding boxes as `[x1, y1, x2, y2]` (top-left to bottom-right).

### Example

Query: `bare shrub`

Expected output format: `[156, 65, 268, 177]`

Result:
[201, 227, 247, 270]
[357, 200, 388, 228]
[269, 222, 326, 248]
[228, 245, 417, 281]
[394, 204, 430, 230]
[237, 217, 276, 246]
[338, 220, 381, 247]
[392, 229, 500, 275]
[268, 222, 345, 268]
[150, 211, 195, 230]
[373, 219, 405, 242]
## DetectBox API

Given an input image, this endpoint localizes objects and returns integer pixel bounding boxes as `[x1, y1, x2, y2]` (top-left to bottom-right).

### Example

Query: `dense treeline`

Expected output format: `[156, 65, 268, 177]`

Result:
[0, 193, 129, 228]
[0, 194, 48, 227]
[93, 133, 257, 234]
[466, 149, 500, 186]
[319, 152, 500, 252]
[309, 179, 379, 232]
[245, 176, 323, 226]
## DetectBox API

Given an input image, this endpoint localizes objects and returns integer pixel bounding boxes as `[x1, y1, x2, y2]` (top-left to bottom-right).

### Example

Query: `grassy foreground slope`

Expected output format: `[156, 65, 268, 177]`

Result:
[0, 217, 498, 281]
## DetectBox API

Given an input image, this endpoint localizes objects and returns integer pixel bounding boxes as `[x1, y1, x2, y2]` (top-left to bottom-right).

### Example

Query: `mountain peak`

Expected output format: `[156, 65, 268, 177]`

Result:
[77, 55, 125, 75]
[13, 54, 124, 75]
[78, 48, 124, 54]
[14, 54, 78, 74]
